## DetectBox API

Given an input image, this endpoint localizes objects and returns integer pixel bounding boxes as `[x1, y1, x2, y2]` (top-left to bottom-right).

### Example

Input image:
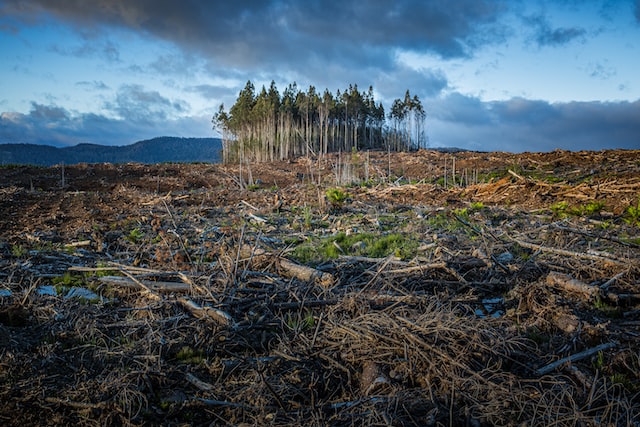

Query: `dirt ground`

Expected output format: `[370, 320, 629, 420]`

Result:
[1, 149, 639, 426]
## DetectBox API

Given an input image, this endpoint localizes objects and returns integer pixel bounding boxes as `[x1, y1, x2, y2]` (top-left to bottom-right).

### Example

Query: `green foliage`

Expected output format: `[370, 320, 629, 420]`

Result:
[326, 188, 348, 209]
[427, 210, 469, 233]
[550, 200, 605, 218]
[579, 200, 605, 216]
[550, 201, 569, 218]
[469, 201, 485, 211]
[285, 310, 315, 332]
[126, 227, 145, 243]
[175, 346, 205, 364]
[593, 351, 605, 370]
[291, 231, 419, 265]
[52, 272, 87, 296]
[624, 198, 640, 226]
[53, 272, 84, 287]
[610, 373, 638, 392]
[302, 205, 313, 230]
[11, 244, 27, 258]
[593, 297, 621, 318]
[452, 207, 470, 220]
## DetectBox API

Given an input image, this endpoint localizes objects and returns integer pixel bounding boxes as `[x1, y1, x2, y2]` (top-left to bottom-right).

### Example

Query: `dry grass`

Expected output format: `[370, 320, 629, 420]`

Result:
[1, 151, 639, 425]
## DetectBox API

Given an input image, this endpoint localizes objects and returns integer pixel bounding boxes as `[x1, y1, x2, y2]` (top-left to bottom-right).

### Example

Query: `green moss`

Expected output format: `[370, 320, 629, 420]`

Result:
[52, 272, 84, 287]
[290, 231, 419, 265]
[550, 200, 606, 218]
[175, 346, 205, 364]
[550, 201, 569, 218]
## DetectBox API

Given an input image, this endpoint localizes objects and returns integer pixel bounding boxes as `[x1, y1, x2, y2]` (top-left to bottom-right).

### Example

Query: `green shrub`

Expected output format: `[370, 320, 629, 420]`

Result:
[625, 199, 640, 226]
[326, 188, 348, 209]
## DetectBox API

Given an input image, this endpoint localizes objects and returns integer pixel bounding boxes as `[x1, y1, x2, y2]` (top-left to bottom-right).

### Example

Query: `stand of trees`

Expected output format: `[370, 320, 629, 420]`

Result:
[212, 81, 426, 164]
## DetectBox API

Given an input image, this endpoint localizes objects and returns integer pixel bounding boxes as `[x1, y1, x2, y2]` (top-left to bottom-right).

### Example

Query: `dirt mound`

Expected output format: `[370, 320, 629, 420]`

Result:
[1, 150, 639, 425]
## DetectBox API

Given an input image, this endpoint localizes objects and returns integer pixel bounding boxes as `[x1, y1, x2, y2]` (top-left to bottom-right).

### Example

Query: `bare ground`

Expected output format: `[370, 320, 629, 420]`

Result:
[0, 149, 639, 426]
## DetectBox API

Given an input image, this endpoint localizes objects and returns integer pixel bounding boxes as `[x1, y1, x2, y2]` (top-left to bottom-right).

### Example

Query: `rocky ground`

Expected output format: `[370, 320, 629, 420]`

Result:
[0, 149, 639, 426]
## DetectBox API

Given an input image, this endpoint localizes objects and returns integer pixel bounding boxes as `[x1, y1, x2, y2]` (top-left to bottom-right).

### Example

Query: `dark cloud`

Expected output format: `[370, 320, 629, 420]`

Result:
[106, 84, 189, 123]
[185, 84, 238, 101]
[428, 95, 640, 152]
[0, 102, 212, 147]
[375, 67, 448, 101]
[285, 0, 506, 58]
[149, 53, 200, 77]
[635, 0, 640, 22]
[0, 0, 508, 73]
[28, 102, 69, 121]
[587, 62, 616, 80]
[537, 26, 586, 46]
[49, 38, 120, 62]
[524, 14, 586, 47]
[429, 93, 493, 125]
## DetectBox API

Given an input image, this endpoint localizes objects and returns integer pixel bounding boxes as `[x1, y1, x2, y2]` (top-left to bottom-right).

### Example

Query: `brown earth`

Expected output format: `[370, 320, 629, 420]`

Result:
[0, 149, 639, 426]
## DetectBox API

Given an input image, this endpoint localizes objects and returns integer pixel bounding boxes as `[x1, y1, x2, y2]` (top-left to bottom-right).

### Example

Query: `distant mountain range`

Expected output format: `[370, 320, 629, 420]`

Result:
[0, 137, 222, 166]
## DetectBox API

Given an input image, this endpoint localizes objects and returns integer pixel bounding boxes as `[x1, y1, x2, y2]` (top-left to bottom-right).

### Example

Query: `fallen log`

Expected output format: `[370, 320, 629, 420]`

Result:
[279, 258, 335, 287]
[546, 271, 603, 301]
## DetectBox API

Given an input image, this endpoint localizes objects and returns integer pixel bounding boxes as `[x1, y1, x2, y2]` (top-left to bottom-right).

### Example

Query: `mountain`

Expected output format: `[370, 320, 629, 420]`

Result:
[0, 137, 222, 166]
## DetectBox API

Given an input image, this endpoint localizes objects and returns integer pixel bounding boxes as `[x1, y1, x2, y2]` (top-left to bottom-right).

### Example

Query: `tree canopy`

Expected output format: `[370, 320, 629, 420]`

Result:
[213, 81, 426, 163]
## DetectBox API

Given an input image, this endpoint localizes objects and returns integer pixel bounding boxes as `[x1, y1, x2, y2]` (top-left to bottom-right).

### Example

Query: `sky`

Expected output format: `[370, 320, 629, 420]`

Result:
[0, 0, 639, 153]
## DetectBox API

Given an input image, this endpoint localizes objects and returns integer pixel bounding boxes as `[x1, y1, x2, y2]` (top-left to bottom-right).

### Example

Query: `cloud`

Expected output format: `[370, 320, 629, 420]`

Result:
[524, 14, 586, 47]
[375, 66, 448, 101]
[28, 102, 70, 122]
[427, 94, 640, 152]
[186, 84, 238, 101]
[0, 0, 509, 74]
[0, 101, 213, 147]
[586, 62, 616, 80]
[106, 84, 190, 123]
[635, 0, 640, 22]
[75, 80, 110, 91]
[49, 38, 120, 62]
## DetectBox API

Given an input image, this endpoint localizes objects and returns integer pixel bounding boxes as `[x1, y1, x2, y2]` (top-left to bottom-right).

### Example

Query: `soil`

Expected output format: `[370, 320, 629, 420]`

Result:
[1, 149, 639, 426]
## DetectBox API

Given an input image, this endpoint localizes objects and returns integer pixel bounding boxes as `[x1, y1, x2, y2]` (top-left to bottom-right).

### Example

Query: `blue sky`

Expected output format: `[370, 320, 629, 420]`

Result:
[0, 0, 639, 152]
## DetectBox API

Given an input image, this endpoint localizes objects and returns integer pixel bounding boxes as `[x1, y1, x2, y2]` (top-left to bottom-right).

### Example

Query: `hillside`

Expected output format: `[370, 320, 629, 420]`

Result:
[0, 136, 222, 166]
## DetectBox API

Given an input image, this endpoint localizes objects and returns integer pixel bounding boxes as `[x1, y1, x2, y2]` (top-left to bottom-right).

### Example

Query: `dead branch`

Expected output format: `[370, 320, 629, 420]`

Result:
[45, 397, 106, 410]
[118, 269, 162, 301]
[98, 275, 191, 292]
[177, 296, 234, 326]
[512, 237, 633, 266]
[185, 372, 216, 392]
[535, 342, 617, 376]
[385, 262, 447, 274]
[508, 169, 526, 181]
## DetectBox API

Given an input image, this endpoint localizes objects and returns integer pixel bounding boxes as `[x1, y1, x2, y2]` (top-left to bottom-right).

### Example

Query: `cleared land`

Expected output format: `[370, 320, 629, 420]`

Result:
[1, 149, 639, 426]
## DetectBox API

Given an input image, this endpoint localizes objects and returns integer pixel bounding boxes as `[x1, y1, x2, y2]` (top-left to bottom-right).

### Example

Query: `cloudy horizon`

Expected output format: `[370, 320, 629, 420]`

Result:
[1, 0, 639, 152]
